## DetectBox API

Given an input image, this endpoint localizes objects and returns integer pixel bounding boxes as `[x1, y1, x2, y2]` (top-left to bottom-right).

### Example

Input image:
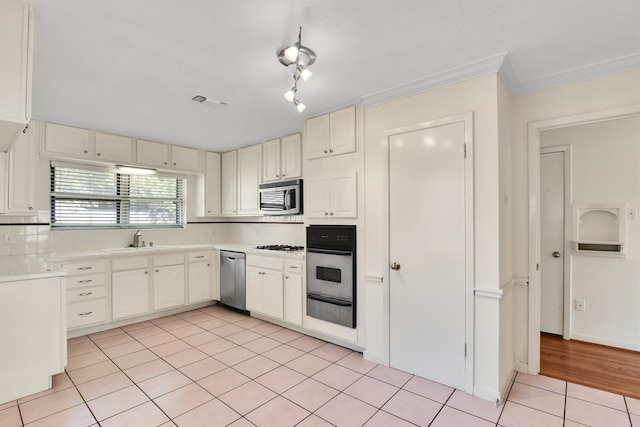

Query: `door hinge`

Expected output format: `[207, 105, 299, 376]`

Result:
[463, 143, 467, 158]
[464, 342, 467, 357]
[536, 263, 540, 271]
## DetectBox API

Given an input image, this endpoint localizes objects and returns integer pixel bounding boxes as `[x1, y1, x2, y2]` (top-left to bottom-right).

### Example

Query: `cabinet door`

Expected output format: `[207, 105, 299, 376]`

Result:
[284, 273, 302, 325]
[188, 261, 211, 303]
[237, 144, 261, 215]
[221, 151, 237, 215]
[263, 270, 284, 319]
[45, 123, 92, 159]
[281, 133, 301, 179]
[331, 172, 357, 217]
[136, 139, 170, 168]
[329, 106, 356, 156]
[0, 0, 33, 148]
[305, 114, 330, 160]
[262, 138, 280, 182]
[6, 121, 36, 213]
[245, 266, 263, 313]
[94, 132, 133, 163]
[112, 269, 149, 319]
[171, 145, 199, 171]
[153, 264, 185, 310]
[205, 152, 221, 216]
[305, 176, 330, 218]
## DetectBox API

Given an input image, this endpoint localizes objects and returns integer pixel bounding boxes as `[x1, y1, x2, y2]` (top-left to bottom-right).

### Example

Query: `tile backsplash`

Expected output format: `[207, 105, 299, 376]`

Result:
[0, 221, 306, 256]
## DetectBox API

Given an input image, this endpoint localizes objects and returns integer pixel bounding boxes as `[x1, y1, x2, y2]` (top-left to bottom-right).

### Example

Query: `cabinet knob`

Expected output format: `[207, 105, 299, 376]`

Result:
[207, 263, 210, 267]
[324, 150, 328, 154]
[282, 173, 286, 176]
[329, 149, 333, 153]
[145, 271, 149, 274]
[164, 161, 168, 165]
[330, 212, 334, 215]
[83, 150, 88, 154]
[28, 206, 33, 210]
[173, 162, 177, 166]
[276, 174, 279, 178]
[285, 276, 289, 279]
[96, 153, 101, 156]
[155, 269, 159, 273]
[324, 212, 328, 216]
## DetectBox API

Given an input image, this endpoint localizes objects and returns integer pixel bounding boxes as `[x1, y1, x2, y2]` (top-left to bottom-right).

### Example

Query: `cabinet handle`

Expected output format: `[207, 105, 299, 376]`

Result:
[77, 267, 93, 271]
[96, 153, 101, 156]
[195, 255, 205, 259]
[78, 279, 92, 284]
[282, 173, 286, 176]
[324, 212, 328, 216]
[324, 149, 328, 154]
[83, 150, 88, 154]
[173, 162, 177, 166]
[78, 292, 93, 297]
[207, 263, 210, 267]
[289, 266, 298, 269]
[78, 312, 93, 316]
[285, 276, 289, 279]
[164, 161, 168, 165]
[145, 271, 149, 274]
[276, 174, 279, 178]
[330, 212, 334, 215]
[155, 269, 159, 273]
[329, 149, 333, 153]
[28, 206, 33, 210]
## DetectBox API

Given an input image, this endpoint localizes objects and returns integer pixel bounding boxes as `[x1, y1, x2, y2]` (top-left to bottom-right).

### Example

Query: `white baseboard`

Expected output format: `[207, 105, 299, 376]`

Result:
[473, 385, 500, 403]
[363, 351, 385, 365]
[513, 361, 529, 373]
[570, 333, 640, 352]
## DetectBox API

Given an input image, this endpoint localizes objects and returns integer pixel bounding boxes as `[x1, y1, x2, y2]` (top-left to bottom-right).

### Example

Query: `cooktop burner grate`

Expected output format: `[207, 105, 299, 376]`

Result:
[256, 244, 304, 251]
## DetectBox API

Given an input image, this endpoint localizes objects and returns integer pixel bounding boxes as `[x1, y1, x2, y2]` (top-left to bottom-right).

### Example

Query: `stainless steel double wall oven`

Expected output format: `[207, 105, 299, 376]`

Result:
[306, 225, 356, 328]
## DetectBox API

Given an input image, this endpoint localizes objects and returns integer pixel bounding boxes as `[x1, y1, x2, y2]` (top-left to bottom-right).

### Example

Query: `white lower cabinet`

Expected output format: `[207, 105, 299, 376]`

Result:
[153, 264, 185, 310]
[112, 268, 150, 320]
[246, 255, 284, 320]
[188, 251, 212, 303]
[284, 260, 303, 325]
[61, 259, 107, 329]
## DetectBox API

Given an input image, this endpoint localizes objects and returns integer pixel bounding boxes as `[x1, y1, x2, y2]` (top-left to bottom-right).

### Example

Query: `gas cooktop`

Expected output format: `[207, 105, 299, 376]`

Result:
[256, 245, 304, 251]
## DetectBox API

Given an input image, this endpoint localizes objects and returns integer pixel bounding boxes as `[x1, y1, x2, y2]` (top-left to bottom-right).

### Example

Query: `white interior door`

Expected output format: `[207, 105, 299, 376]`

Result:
[389, 121, 467, 389]
[540, 151, 565, 335]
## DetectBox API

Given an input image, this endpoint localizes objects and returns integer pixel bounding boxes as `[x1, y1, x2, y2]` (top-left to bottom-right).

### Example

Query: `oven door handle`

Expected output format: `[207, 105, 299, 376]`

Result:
[307, 293, 352, 307]
[307, 248, 353, 256]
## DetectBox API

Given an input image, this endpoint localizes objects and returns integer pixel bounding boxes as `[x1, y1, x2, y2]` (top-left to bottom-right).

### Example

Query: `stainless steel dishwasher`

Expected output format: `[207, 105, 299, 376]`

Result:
[220, 250, 246, 311]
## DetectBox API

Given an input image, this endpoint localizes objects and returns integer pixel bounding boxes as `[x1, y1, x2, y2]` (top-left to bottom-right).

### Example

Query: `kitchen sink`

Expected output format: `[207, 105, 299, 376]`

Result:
[103, 245, 170, 253]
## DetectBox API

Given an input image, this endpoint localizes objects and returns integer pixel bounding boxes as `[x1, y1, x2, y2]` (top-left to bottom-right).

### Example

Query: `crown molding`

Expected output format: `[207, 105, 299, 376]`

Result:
[362, 53, 507, 107]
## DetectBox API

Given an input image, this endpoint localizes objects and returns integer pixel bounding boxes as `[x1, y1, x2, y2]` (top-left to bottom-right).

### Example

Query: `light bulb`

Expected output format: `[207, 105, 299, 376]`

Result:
[295, 101, 306, 112]
[283, 89, 296, 102]
[284, 45, 299, 62]
[299, 67, 313, 82]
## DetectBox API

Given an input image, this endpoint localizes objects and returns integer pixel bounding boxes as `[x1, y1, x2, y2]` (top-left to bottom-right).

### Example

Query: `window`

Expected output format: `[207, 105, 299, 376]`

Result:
[50, 162, 185, 229]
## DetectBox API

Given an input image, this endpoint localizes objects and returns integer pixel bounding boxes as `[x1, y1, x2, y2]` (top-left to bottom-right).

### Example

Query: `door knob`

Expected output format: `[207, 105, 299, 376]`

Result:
[552, 251, 561, 258]
[390, 262, 400, 270]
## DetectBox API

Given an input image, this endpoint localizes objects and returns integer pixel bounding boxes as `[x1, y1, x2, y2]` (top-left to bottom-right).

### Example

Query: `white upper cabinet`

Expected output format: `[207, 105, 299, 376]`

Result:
[203, 152, 221, 216]
[305, 172, 357, 218]
[263, 133, 301, 183]
[221, 150, 237, 215]
[94, 132, 133, 163]
[4, 119, 38, 214]
[0, 0, 33, 151]
[237, 144, 262, 215]
[305, 106, 355, 160]
[171, 145, 199, 171]
[45, 123, 92, 160]
[136, 139, 170, 168]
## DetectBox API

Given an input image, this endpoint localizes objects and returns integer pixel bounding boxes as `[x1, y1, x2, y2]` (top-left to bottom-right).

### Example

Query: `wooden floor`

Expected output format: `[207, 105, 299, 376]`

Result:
[540, 333, 640, 399]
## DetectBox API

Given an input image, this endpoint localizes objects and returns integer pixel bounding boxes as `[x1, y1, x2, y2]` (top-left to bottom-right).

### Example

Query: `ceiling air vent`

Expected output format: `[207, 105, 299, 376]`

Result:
[191, 95, 231, 106]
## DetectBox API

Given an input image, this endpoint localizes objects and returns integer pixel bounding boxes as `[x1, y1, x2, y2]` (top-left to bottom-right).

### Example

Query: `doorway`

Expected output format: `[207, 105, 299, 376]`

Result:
[387, 114, 473, 391]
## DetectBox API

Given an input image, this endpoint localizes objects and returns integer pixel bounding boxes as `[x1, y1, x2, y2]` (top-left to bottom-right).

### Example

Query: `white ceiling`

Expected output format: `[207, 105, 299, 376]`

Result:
[32, 0, 640, 152]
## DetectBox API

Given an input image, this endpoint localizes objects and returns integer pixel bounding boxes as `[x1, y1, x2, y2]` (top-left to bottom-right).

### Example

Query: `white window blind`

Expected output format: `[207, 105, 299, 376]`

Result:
[50, 162, 185, 229]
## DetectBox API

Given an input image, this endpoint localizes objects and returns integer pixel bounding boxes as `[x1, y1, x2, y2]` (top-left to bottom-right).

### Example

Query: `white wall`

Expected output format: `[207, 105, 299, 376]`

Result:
[364, 74, 503, 400]
[541, 116, 640, 350]
[510, 69, 640, 366]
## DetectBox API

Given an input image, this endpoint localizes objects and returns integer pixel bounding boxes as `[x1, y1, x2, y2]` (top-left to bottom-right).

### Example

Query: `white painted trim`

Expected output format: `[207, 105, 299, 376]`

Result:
[570, 333, 640, 352]
[500, 370, 517, 404]
[513, 361, 529, 372]
[473, 385, 500, 403]
[512, 277, 529, 287]
[474, 287, 504, 299]
[514, 53, 640, 95]
[497, 55, 520, 95]
[363, 350, 386, 365]
[365, 275, 383, 283]
[363, 54, 506, 106]
[527, 104, 640, 375]
[382, 112, 475, 394]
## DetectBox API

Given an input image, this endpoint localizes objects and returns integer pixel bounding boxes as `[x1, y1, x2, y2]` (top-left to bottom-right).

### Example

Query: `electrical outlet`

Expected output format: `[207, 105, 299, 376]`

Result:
[575, 299, 586, 312]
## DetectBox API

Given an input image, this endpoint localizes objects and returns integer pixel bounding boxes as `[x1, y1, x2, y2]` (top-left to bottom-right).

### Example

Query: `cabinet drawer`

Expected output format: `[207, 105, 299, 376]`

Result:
[154, 253, 185, 267]
[112, 256, 148, 271]
[67, 299, 107, 328]
[65, 273, 106, 289]
[188, 251, 210, 262]
[61, 260, 106, 274]
[66, 286, 106, 302]
[247, 255, 283, 271]
[284, 260, 302, 273]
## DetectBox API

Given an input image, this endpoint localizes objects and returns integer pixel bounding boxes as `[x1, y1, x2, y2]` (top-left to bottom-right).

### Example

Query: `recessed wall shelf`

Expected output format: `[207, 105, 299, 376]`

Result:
[572, 203, 626, 258]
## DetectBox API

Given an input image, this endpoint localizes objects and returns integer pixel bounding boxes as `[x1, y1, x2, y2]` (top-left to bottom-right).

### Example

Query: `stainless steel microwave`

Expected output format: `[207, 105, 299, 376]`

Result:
[258, 179, 303, 215]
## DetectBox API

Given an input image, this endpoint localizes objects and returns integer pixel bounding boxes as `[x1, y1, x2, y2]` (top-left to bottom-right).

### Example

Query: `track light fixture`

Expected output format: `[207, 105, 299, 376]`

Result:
[277, 26, 315, 112]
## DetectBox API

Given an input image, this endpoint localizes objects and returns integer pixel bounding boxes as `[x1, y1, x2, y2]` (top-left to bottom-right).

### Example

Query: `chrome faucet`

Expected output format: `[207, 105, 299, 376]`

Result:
[132, 229, 142, 247]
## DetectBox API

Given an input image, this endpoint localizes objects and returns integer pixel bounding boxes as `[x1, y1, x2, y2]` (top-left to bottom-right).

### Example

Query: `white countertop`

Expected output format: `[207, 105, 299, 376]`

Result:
[0, 255, 67, 283]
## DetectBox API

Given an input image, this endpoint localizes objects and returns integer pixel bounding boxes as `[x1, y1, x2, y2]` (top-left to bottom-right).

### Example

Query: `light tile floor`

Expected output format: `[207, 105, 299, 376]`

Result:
[2, 304, 639, 426]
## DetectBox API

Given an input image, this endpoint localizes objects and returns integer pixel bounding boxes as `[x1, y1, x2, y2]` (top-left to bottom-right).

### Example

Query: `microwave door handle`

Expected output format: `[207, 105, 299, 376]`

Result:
[285, 190, 291, 210]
